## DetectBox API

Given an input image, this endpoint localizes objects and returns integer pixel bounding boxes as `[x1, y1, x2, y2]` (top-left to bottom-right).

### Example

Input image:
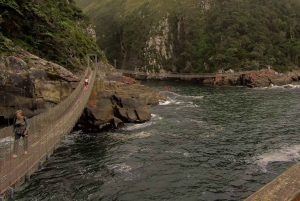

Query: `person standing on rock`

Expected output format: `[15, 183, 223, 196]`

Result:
[84, 77, 89, 89]
[12, 110, 30, 158]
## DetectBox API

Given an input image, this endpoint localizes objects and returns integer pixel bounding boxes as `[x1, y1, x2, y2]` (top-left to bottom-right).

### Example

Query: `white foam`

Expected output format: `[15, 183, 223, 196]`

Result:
[151, 114, 163, 120]
[255, 145, 300, 172]
[185, 95, 204, 100]
[130, 131, 152, 139]
[107, 163, 132, 173]
[123, 121, 155, 131]
[159, 100, 172, 105]
[257, 84, 300, 90]
[159, 99, 183, 106]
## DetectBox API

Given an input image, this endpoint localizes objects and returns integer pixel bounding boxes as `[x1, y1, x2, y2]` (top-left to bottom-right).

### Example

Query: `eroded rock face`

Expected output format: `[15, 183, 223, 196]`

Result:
[0, 54, 80, 119]
[240, 70, 292, 88]
[77, 76, 163, 131]
[202, 70, 292, 88]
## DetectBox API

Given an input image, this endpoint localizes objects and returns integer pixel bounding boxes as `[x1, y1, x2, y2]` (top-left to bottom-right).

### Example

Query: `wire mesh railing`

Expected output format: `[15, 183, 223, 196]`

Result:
[0, 66, 97, 195]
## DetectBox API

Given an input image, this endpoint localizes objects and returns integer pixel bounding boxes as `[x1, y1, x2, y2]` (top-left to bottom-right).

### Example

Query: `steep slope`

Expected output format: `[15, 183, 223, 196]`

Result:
[76, 0, 300, 73]
[0, 0, 104, 71]
[0, 0, 107, 120]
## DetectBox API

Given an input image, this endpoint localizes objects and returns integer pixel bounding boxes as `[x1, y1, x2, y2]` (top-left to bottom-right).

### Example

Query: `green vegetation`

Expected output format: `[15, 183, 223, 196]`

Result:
[0, 0, 104, 71]
[77, 0, 300, 73]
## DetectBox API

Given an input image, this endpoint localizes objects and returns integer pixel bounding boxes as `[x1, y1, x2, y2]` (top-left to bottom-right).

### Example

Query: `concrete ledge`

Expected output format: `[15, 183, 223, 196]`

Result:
[246, 162, 300, 201]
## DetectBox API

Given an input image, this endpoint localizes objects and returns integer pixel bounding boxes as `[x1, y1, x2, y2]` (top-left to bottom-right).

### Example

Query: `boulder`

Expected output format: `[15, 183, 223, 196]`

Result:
[241, 70, 292, 88]
[136, 108, 151, 122]
[126, 108, 138, 121]
[77, 76, 162, 131]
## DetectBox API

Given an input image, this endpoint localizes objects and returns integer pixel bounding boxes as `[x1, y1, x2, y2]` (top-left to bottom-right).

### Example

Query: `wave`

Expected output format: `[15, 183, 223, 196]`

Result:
[151, 114, 163, 120]
[254, 145, 300, 172]
[162, 91, 204, 99]
[185, 95, 204, 100]
[159, 100, 183, 105]
[257, 84, 300, 90]
[123, 121, 155, 131]
[130, 131, 153, 139]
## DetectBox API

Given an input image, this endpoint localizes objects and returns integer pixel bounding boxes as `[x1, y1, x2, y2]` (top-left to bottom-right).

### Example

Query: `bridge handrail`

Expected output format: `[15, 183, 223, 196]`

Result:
[0, 69, 89, 140]
[0, 67, 97, 195]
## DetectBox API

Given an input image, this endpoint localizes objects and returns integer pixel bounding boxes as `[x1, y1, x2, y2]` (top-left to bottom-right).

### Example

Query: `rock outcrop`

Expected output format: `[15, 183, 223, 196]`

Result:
[0, 54, 80, 119]
[240, 70, 292, 88]
[77, 76, 163, 131]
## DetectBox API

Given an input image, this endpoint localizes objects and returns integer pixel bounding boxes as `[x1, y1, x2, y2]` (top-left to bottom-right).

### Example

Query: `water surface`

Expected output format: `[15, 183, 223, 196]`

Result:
[13, 82, 300, 201]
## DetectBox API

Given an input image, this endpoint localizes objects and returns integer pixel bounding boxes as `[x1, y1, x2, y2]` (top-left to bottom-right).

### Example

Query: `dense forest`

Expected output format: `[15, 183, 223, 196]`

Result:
[76, 0, 300, 73]
[0, 0, 103, 71]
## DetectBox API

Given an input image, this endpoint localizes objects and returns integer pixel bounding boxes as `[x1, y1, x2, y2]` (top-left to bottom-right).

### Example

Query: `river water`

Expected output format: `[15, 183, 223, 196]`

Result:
[12, 81, 300, 201]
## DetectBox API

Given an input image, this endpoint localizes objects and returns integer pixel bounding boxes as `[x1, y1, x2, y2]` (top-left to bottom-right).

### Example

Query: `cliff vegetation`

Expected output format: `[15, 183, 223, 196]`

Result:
[0, 0, 104, 71]
[76, 0, 300, 73]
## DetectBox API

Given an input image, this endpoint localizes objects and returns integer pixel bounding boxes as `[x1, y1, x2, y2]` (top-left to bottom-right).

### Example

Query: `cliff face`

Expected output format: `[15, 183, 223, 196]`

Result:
[0, 0, 104, 119]
[77, 0, 300, 73]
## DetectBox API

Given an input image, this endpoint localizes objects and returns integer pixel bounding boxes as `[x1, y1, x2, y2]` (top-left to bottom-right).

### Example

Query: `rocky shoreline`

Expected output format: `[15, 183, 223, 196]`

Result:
[1, 50, 299, 131]
[76, 76, 163, 131]
[125, 69, 300, 88]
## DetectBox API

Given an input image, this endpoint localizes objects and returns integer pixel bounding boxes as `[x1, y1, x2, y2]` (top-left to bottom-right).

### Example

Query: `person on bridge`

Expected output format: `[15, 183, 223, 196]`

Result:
[84, 77, 89, 89]
[12, 110, 30, 158]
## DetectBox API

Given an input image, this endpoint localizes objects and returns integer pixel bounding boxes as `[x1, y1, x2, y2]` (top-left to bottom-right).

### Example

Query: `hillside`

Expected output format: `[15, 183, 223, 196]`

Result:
[76, 0, 300, 73]
[0, 0, 107, 119]
[0, 0, 104, 71]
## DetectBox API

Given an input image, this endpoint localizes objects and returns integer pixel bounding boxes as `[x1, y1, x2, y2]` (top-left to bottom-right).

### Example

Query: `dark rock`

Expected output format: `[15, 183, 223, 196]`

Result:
[126, 108, 138, 122]
[116, 107, 128, 121]
[112, 117, 125, 128]
[121, 97, 141, 108]
[78, 76, 163, 131]
[136, 108, 151, 122]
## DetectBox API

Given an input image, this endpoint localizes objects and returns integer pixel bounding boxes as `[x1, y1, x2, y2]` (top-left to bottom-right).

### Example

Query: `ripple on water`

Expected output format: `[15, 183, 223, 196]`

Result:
[13, 82, 300, 201]
[254, 145, 300, 172]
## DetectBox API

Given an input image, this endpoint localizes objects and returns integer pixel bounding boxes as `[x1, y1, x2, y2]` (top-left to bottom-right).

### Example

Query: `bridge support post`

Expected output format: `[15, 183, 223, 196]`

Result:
[25, 174, 30, 182]
[2, 187, 14, 199]
[38, 161, 42, 170]
[87, 54, 98, 70]
[46, 154, 49, 160]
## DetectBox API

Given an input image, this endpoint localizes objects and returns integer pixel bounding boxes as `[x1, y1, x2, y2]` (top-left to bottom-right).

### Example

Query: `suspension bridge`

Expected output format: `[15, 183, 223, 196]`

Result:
[116, 69, 248, 79]
[1, 61, 300, 200]
[0, 55, 99, 200]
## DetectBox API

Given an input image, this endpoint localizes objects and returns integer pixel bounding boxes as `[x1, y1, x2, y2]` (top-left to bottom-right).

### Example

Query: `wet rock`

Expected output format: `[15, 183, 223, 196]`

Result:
[136, 108, 151, 121]
[77, 76, 162, 131]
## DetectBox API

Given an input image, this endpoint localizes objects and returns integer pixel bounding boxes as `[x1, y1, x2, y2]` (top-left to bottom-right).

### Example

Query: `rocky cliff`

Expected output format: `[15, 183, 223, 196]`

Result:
[76, 0, 300, 74]
[0, 45, 80, 119]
